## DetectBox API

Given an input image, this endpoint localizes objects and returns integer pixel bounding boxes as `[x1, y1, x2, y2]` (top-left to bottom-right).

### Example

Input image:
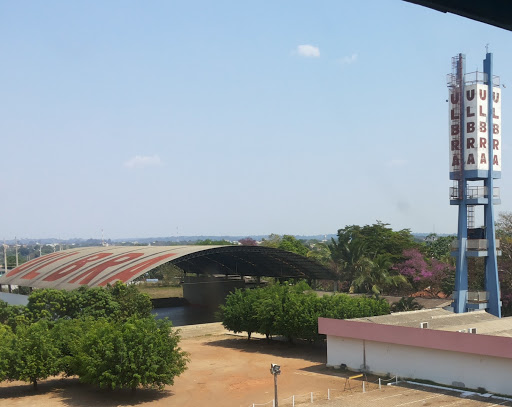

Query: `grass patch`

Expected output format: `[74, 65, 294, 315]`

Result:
[136, 284, 183, 299]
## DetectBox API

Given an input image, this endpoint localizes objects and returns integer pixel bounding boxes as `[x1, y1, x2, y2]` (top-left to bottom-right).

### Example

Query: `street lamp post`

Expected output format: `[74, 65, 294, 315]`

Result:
[270, 364, 281, 407]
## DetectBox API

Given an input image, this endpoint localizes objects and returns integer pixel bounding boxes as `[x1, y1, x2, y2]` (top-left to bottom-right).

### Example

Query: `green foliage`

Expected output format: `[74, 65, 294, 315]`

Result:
[27, 289, 80, 321]
[107, 281, 152, 320]
[333, 221, 418, 262]
[9, 320, 61, 388]
[0, 301, 30, 330]
[25, 283, 151, 323]
[0, 324, 15, 382]
[391, 297, 423, 312]
[221, 282, 390, 342]
[76, 287, 120, 319]
[496, 212, 512, 316]
[351, 254, 408, 295]
[327, 222, 420, 295]
[12, 286, 31, 295]
[73, 317, 188, 390]
[277, 235, 309, 256]
[195, 239, 234, 245]
[0, 284, 186, 391]
[219, 288, 258, 339]
[261, 234, 310, 257]
[306, 242, 332, 266]
[140, 262, 183, 285]
[51, 318, 88, 376]
[424, 233, 456, 262]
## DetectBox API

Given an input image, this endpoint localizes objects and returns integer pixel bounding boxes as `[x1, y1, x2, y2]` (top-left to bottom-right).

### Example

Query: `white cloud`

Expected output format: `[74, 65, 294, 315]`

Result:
[338, 53, 358, 65]
[296, 44, 320, 58]
[124, 154, 162, 169]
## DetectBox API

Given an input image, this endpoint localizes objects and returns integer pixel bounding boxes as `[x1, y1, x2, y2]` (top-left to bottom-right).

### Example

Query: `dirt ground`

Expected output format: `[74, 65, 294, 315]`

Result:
[0, 323, 509, 407]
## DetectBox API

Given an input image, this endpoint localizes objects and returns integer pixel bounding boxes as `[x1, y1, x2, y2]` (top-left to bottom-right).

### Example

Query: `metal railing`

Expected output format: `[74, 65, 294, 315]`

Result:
[449, 186, 500, 200]
[451, 239, 500, 250]
[249, 376, 399, 407]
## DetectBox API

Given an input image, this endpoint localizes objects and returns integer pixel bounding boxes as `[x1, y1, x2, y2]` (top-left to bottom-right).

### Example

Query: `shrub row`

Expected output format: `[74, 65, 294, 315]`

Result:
[219, 282, 390, 342]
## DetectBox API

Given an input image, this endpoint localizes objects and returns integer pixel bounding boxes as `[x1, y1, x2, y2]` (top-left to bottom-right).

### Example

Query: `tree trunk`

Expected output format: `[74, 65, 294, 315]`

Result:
[247, 331, 252, 340]
[32, 379, 37, 390]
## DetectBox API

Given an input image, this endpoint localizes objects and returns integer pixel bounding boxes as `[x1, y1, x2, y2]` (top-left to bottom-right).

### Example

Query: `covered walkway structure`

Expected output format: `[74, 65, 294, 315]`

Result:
[0, 245, 335, 291]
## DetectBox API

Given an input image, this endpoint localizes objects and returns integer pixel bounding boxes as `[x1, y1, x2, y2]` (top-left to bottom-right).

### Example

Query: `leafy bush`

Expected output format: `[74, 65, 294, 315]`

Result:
[0, 283, 187, 391]
[72, 317, 188, 391]
[220, 282, 390, 342]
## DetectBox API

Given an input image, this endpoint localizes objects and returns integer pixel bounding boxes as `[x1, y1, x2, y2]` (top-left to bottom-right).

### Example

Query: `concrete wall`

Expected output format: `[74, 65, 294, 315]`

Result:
[183, 280, 245, 307]
[326, 335, 512, 395]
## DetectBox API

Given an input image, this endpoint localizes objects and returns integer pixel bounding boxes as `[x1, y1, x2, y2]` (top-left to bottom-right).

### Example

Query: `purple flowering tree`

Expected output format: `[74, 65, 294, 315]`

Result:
[393, 248, 454, 296]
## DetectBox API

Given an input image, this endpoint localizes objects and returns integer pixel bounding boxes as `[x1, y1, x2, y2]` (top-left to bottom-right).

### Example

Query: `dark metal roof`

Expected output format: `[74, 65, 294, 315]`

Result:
[173, 245, 336, 281]
[403, 0, 512, 31]
[0, 245, 336, 290]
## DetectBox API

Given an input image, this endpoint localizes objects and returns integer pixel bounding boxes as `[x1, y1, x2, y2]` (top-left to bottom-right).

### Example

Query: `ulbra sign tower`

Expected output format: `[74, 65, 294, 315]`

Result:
[448, 52, 502, 317]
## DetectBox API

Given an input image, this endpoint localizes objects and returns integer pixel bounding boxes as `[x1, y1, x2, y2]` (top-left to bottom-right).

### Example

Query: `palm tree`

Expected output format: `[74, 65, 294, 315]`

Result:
[328, 237, 370, 285]
[350, 254, 408, 295]
[391, 296, 424, 312]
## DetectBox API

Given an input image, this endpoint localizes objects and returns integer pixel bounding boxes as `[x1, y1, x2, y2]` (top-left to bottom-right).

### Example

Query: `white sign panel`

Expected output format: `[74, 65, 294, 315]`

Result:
[449, 84, 502, 175]
[492, 87, 502, 172]
[449, 88, 462, 174]
[464, 84, 488, 171]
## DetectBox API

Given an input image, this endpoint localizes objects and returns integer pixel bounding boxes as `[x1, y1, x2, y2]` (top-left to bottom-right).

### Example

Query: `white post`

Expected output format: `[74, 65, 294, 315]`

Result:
[292, 395, 295, 407]
[311, 392, 313, 403]
[362, 381, 365, 393]
[328, 389, 330, 400]
[395, 376, 398, 384]
[379, 378, 381, 390]
[273, 400, 275, 407]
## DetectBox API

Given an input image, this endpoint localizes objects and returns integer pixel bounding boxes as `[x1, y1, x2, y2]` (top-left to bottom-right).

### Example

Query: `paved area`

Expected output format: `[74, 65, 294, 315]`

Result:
[0, 323, 510, 407]
[311, 382, 512, 407]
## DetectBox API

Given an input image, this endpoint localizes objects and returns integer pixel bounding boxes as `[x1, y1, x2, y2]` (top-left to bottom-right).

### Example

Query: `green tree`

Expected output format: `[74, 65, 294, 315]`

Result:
[260, 233, 282, 248]
[391, 297, 423, 312]
[0, 324, 14, 382]
[424, 233, 456, 262]
[26, 289, 79, 321]
[221, 282, 390, 343]
[219, 288, 258, 339]
[334, 221, 418, 262]
[76, 287, 120, 319]
[108, 282, 152, 320]
[10, 320, 61, 389]
[254, 284, 285, 340]
[277, 235, 309, 256]
[73, 317, 188, 391]
[328, 237, 370, 287]
[195, 239, 233, 245]
[51, 318, 87, 376]
[0, 301, 30, 330]
[351, 254, 408, 295]
[306, 241, 332, 266]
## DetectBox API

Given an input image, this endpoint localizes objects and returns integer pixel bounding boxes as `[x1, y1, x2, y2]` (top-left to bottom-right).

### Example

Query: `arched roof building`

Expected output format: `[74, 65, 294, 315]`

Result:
[0, 245, 336, 290]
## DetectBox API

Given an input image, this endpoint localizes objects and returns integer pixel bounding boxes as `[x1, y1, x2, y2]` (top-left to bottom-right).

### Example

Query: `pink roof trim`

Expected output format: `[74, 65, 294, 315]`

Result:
[318, 317, 512, 359]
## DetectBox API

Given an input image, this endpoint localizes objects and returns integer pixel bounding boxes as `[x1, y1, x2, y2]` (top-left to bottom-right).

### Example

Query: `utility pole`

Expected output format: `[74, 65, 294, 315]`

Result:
[15, 237, 19, 268]
[270, 364, 281, 407]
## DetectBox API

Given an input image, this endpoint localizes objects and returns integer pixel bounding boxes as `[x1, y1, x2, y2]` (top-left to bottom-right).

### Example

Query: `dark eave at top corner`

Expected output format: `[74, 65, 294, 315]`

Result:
[403, 0, 512, 31]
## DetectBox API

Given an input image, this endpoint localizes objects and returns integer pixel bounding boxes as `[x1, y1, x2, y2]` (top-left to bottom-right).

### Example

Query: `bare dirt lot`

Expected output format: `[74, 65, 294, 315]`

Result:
[0, 323, 510, 407]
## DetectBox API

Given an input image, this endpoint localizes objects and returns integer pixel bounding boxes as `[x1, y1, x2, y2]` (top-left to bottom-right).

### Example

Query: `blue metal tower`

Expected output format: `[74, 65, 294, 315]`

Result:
[448, 53, 502, 317]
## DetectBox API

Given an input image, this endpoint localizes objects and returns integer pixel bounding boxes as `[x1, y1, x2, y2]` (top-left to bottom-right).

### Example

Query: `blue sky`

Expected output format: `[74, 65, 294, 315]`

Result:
[1, 1, 511, 240]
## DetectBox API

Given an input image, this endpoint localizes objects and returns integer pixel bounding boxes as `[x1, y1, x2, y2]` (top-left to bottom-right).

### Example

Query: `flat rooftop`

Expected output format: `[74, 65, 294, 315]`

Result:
[352, 308, 512, 337]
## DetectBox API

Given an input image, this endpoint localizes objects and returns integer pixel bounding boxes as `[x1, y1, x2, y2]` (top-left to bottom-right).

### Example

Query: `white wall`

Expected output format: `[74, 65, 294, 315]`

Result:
[326, 335, 512, 395]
